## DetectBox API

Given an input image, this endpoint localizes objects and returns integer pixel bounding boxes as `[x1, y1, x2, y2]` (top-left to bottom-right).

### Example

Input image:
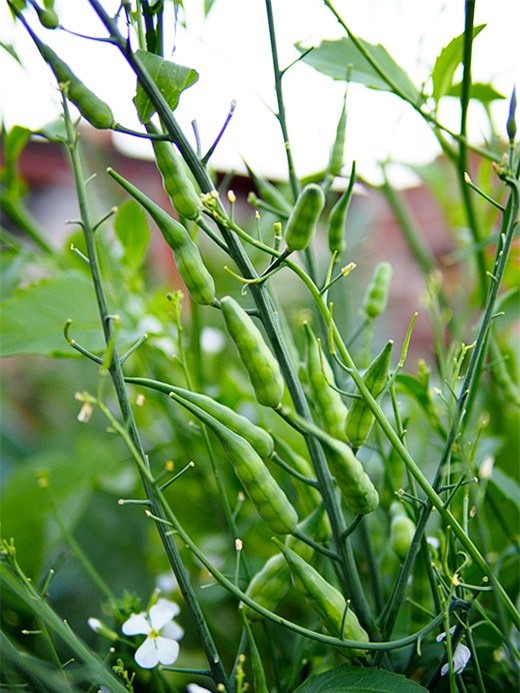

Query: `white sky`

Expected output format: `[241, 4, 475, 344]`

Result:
[1, 0, 518, 186]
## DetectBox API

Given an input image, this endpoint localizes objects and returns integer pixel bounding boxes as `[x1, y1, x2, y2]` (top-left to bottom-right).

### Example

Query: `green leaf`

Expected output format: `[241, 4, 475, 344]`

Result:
[489, 468, 520, 509]
[134, 49, 198, 123]
[447, 81, 506, 104]
[293, 665, 428, 692]
[33, 119, 68, 143]
[114, 199, 150, 271]
[431, 25, 486, 103]
[1, 125, 31, 192]
[0, 271, 104, 357]
[0, 41, 22, 65]
[295, 38, 420, 104]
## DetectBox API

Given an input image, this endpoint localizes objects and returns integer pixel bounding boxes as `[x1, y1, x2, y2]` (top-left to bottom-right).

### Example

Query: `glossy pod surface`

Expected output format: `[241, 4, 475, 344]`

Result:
[220, 296, 285, 408]
[285, 183, 325, 252]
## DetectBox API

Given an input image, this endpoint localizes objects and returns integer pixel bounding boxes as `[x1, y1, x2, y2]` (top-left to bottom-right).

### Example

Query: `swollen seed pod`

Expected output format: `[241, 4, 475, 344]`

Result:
[34, 4, 60, 29]
[34, 38, 114, 129]
[242, 506, 328, 621]
[166, 391, 298, 534]
[107, 168, 215, 305]
[125, 377, 275, 460]
[320, 435, 379, 515]
[389, 502, 416, 560]
[220, 296, 285, 408]
[146, 123, 202, 220]
[304, 322, 348, 442]
[345, 340, 393, 449]
[273, 539, 369, 653]
[327, 161, 356, 257]
[285, 184, 325, 252]
[362, 261, 393, 320]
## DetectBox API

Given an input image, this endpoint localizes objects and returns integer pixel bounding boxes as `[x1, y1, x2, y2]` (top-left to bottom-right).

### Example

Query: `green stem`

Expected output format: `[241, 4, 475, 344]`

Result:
[87, 0, 377, 640]
[61, 97, 230, 691]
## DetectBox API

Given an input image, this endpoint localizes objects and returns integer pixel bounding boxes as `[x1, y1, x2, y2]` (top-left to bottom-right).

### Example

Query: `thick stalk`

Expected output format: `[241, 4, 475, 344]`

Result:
[62, 102, 230, 690]
[87, 0, 377, 639]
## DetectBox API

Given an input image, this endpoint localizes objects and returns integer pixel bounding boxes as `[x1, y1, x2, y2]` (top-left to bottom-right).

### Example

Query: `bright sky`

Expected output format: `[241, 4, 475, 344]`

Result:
[1, 0, 518, 186]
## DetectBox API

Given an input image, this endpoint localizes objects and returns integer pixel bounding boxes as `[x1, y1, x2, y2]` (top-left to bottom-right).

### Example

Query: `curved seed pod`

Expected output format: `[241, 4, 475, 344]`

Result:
[345, 340, 393, 449]
[285, 184, 325, 252]
[304, 322, 348, 442]
[125, 376, 274, 459]
[28, 31, 114, 129]
[220, 296, 285, 408]
[320, 435, 379, 515]
[327, 161, 356, 257]
[389, 502, 416, 560]
[167, 391, 297, 534]
[242, 506, 329, 620]
[362, 261, 393, 320]
[107, 168, 215, 305]
[273, 539, 369, 653]
[327, 96, 347, 177]
[145, 123, 201, 220]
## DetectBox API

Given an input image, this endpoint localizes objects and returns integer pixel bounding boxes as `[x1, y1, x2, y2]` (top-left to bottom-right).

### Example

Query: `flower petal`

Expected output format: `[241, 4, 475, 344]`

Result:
[155, 636, 180, 665]
[134, 637, 160, 669]
[122, 612, 151, 636]
[161, 620, 184, 641]
[187, 685, 213, 693]
[441, 643, 471, 676]
[149, 599, 179, 631]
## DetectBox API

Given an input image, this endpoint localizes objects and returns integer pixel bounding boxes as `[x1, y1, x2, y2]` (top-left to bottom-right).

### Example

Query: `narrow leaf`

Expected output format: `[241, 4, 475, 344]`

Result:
[295, 38, 420, 104]
[431, 25, 486, 103]
[134, 49, 198, 123]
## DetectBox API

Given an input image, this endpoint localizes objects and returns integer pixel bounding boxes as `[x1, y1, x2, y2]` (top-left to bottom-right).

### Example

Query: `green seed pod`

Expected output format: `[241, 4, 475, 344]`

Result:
[18, 15, 114, 129]
[362, 261, 393, 320]
[167, 391, 297, 534]
[327, 161, 356, 257]
[304, 322, 348, 442]
[273, 539, 369, 652]
[125, 377, 274, 460]
[327, 95, 347, 177]
[345, 340, 393, 449]
[34, 4, 60, 29]
[220, 296, 285, 408]
[107, 168, 215, 305]
[389, 502, 416, 560]
[285, 183, 325, 252]
[243, 506, 328, 621]
[145, 123, 201, 220]
[320, 435, 379, 515]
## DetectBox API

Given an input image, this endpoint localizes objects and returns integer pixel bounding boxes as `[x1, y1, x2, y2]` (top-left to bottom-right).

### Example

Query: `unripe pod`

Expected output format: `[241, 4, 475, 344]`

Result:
[166, 391, 298, 534]
[124, 378, 275, 460]
[285, 184, 325, 252]
[345, 340, 393, 449]
[273, 539, 369, 653]
[220, 296, 285, 408]
[107, 168, 215, 305]
[31, 33, 114, 129]
[242, 506, 329, 621]
[327, 97, 347, 177]
[389, 502, 416, 560]
[145, 122, 201, 220]
[362, 261, 392, 320]
[320, 435, 379, 515]
[304, 322, 348, 442]
[34, 4, 59, 29]
[327, 161, 356, 257]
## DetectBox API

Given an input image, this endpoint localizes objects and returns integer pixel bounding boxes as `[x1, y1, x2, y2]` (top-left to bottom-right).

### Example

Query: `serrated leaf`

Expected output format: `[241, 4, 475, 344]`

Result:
[293, 665, 428, 692]
[134, 49, 198, 123]
[447, 81, 506, 104]
[114, 199, 150, 271]
[0, 271, 103, 357]
[431, 25, 486, 103]
[296, 38, 420, 104]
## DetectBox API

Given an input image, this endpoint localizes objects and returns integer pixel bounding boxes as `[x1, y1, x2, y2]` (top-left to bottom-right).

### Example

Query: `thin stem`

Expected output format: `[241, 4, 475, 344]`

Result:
[87, 0, 378, 640]
[61, 95, 230, 690]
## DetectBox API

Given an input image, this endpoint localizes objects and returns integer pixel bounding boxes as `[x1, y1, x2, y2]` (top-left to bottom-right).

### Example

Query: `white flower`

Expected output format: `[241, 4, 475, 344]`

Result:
[187, 685, 213, 693]
[122, 598, 184, 669]
[437, 628, 471, 675]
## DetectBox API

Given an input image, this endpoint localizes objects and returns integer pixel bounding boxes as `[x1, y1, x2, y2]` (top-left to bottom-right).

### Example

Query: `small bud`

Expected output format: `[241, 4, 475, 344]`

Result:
[227, 190, 236, 204]
[77, 401, 93, 423]
[506, 87, 517, 143]
[235, 538, 243, 551]
[135, 393, 145, 407]
[341, 261, 356, 277]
